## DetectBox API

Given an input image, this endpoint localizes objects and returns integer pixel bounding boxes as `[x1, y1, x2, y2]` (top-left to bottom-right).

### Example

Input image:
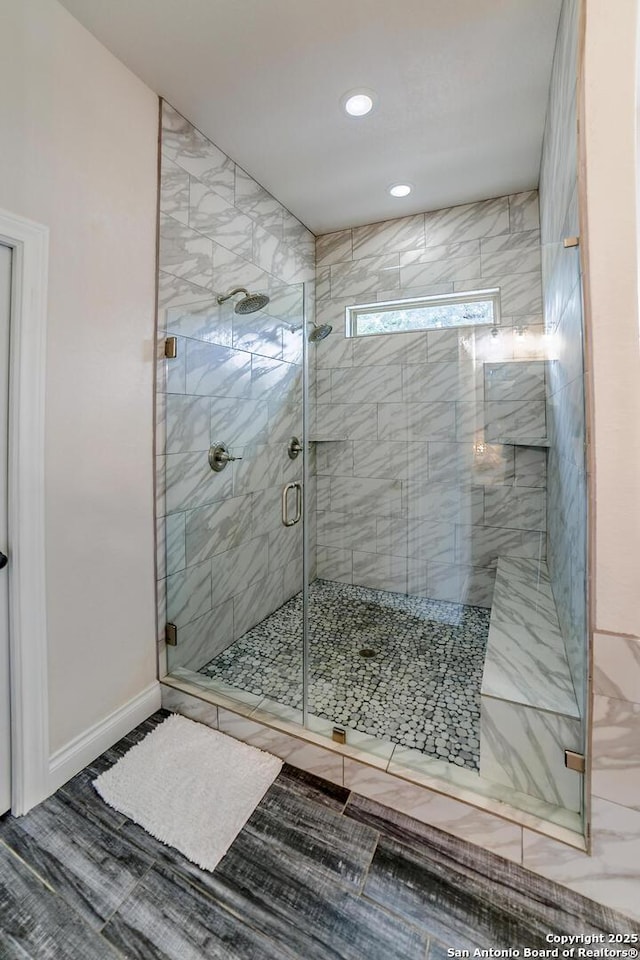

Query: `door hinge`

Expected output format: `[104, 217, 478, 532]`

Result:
[164, 336, 178, 359]
[165, 622, 178, 646]
[564, 749, 585, 773]
[563, 236, 580, 248]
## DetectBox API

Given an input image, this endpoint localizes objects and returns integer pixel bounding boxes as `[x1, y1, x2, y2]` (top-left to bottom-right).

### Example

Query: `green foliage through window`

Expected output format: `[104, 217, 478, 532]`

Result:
[347, 290, 499, 337]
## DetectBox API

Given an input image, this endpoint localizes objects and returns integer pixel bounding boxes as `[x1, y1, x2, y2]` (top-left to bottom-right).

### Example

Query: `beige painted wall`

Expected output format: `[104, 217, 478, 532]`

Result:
[0, 0, 158, 752]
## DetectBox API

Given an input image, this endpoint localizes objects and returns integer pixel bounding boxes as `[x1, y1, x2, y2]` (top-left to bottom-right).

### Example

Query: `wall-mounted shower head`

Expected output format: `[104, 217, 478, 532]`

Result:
[309, 321, 332, 342]
[217, 287, 270, 315]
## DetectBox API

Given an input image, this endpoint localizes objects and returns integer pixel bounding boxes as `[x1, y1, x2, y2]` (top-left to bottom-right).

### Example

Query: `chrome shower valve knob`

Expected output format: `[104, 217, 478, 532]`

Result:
[208, 443, 242, 473]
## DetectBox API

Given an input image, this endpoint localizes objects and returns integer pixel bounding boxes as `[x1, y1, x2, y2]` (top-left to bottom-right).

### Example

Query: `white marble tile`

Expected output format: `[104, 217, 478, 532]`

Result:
[251, 356, 300, 404]
[594, 633, 640, 704]
[485, 400, 546, 441]
[406, 520, 456, 563]
[166, 599, 235, 672]
[184, 495, 253, 565]
[166, 559, 212, 630]
[316, 229, 353, 266]
[343, 759, 522, 861]
[484, 360, 546, 403]
[232, 443, 281, 496]
[210, 397, 269, 447]
[491, 568, 558, 630]
[316, 265, 331, 300]
[401, 254, 482, 289]
[402, 361, 480, 403]
[234, 166, 284, 237]
[455, 524, 544, 568]
[331, 364, 403, 404]
[426, 328, 467, 362]
[484, 486, 546, 532]
[232, 569, 284, 639]
[189, 180, 253, 259]
[316, 439, 353, 477]
[210, 535, 269, 608]
[424, 197, 510, 247]
[515, 446, 547, 488]
[352, 440, 409, 480]
[316, 511, 377, 553]
[165, 451, 233, 514]
[509, 191, 540, 233]
[161, 102, 235, 204]
[483, 619, 577, 716]
[351, 330, 428, 367]
[165, 299, 233, 346]
[166, 394, 211, 454]
[159, 213, 213, 289]
[218, 708, 344, 784]
[377, 402, 454, 443]
[160, 685, 219, 728]
[330, 476, 404, 517]
[160, 156, 190, 225]
[315, 402, 377, 440]
[267, 523, 303, 572]
[523, 797, 640, 922]
[165, 512, 186, 576]
[399, 239, 480, 266]
[352, 551, 407, 593]
[457, 272, 543, 316]
[352, 214, 425, 259]
[480, 230, 540, 256]
[592, 695, 640, 811]
[212, 245, 267, 303]
[185, 339, 253, 399]
[481, 246, 541, 279]
[317, 546, 353, 583]
[330, 254, 400, 299]
[480, 696, 581, 811]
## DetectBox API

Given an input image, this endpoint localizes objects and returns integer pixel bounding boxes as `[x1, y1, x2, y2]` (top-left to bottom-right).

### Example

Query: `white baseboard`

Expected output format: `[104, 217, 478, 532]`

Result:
[47, 681, 162, 797]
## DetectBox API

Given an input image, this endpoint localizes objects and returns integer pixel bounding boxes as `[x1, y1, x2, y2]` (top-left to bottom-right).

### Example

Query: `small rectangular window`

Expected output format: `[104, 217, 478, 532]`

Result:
[346, 289, 500, 337]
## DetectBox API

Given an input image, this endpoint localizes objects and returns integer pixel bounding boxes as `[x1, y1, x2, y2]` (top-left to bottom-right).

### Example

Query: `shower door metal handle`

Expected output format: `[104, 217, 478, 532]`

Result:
[282, 481, 302, 527]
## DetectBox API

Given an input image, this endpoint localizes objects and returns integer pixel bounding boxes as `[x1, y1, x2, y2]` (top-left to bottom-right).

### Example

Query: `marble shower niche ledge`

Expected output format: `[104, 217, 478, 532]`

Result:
[493, 437, 550, 447]
[480, 558, 582, 814]
[308, 434, 349, 442]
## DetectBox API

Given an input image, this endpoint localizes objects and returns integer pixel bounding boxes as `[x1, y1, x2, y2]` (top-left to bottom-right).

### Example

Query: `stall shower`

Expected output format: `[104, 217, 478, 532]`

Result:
[157, 0, 587, 831]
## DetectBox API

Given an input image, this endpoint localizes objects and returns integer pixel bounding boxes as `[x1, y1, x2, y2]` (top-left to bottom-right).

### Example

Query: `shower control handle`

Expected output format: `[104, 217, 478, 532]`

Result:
[208, 443, 243, 473]
[282, 482, 302, 527]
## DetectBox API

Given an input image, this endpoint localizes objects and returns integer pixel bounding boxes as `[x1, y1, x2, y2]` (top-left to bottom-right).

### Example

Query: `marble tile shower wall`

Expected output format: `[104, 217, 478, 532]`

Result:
[314, 193, 548, 606]
[539, 0, 587, 718]
[156, 101, 316, 675]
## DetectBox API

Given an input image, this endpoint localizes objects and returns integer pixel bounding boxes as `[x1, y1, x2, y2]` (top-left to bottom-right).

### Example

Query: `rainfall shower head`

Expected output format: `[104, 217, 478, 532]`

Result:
[217, 287, 270, 315]
[309, 321, 332, 342]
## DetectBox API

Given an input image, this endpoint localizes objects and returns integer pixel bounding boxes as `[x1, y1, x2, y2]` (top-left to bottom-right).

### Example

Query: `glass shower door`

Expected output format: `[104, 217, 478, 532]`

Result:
[163, 280, 307, 717]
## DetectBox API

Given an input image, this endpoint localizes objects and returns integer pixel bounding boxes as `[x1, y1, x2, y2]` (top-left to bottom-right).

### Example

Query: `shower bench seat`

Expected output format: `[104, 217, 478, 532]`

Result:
[479, 558, 582, 814]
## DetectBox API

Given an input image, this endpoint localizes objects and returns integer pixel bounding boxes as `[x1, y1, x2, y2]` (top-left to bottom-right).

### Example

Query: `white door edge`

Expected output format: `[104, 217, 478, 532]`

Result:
[0, 207, 49, 815]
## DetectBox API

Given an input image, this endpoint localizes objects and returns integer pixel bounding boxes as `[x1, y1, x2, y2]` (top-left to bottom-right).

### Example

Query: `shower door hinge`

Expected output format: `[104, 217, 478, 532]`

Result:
[564, 749, 585, 773]
[563, 236, 580, 248]
[164, 336, 178, 359]
[165, 622, 178, 646]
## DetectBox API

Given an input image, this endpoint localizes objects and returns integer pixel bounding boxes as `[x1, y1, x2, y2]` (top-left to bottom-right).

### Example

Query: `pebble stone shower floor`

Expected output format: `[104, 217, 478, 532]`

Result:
[200, 579, 490, 771]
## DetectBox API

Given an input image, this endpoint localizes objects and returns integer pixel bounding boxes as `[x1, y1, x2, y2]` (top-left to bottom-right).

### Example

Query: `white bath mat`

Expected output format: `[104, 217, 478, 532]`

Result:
[93, 714, 283, 871]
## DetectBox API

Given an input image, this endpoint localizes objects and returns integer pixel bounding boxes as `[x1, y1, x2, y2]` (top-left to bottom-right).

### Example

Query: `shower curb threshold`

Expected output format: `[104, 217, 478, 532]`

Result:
[159, 675, 586, 853]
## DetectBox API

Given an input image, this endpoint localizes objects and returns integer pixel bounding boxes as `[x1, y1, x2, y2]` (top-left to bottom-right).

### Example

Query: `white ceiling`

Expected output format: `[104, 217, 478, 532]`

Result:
[58, 0, 562, 235]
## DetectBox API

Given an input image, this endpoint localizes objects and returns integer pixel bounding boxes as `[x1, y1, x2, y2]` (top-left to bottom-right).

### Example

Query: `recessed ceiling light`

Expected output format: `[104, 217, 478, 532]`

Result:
[389, 183, 412, 198]
[342, 90, 375, 117]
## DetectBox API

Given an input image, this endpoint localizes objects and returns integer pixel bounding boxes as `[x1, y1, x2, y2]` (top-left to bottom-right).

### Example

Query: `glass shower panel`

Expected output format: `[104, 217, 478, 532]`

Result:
[304, 308, 585, 828]
[164, 282, 307, 716]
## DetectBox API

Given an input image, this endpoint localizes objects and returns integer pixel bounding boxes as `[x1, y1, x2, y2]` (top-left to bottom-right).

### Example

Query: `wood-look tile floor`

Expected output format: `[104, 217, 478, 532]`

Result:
[1, 711, 637, 959]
